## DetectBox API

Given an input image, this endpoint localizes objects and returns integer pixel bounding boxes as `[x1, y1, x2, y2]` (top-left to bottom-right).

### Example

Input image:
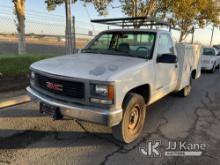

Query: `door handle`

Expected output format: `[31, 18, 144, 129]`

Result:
[175, 64, 178, 68]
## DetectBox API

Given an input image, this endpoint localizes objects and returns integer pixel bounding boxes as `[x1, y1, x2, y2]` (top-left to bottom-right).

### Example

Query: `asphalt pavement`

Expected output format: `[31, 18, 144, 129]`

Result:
[0, 71, 220, 165]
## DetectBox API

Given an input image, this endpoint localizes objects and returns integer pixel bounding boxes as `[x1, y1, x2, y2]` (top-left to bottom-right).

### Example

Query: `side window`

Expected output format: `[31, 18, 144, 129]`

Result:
[157, 34, 174, 57]
[214, 49, 218, 56]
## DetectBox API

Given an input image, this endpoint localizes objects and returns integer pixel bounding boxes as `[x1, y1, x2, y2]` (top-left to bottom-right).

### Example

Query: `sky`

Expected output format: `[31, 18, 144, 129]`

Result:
[0, 0, 220, 45]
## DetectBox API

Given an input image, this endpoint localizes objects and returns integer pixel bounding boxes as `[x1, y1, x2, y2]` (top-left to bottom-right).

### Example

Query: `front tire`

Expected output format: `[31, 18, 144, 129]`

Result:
[112, 93, 146, 144]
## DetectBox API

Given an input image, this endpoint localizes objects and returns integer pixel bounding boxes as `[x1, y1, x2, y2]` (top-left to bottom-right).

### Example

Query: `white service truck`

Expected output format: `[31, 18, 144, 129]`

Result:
[201, 47, 220, 73]
[27, 18, 202, 143]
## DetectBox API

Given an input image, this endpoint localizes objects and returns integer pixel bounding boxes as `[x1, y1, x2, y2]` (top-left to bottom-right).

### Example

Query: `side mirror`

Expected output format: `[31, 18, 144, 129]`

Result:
[157, 54, 178, 64]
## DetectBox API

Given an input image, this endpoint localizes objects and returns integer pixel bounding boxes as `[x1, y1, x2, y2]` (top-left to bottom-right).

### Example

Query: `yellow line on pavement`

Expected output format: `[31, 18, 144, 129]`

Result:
[0, 95, 31, 109]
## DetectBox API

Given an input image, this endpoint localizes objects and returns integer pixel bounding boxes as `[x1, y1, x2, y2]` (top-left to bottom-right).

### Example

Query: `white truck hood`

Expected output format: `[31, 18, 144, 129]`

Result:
[31, 53, 146, 81]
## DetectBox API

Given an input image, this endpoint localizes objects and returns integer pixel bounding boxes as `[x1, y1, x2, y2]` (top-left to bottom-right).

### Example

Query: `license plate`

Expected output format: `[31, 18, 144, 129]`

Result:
[40, 102, 62, 120]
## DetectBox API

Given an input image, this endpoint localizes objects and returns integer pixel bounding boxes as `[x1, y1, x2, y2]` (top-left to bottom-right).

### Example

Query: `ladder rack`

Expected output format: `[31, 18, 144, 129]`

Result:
[91, 17, 182, 32]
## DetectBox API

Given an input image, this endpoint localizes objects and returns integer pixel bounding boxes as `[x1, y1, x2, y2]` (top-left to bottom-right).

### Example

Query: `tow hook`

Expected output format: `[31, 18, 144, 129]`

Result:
[52, 109, 63, 121]
[40, 102, 63, 120]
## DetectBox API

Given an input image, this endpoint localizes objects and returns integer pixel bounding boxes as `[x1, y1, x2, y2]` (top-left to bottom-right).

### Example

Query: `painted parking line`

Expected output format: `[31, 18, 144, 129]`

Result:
[0, 95, 31, 110]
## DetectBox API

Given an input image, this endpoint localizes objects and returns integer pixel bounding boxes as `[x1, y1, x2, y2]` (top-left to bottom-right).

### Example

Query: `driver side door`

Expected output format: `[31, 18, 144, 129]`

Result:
[155, 33, 178, 95]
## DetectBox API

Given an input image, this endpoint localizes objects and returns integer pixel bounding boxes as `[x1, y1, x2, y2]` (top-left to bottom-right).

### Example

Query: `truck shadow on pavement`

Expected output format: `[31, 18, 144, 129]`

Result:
[0, 109, 45, 118]
[0, 129, 115, 150]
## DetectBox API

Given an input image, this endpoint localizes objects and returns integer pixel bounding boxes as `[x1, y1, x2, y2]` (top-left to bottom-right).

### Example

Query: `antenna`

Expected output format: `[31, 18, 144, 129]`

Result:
[82, 3, 96, 35]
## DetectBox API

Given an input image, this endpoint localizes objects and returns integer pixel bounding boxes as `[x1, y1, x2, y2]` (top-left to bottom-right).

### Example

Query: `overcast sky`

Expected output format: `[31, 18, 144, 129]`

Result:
[0, 0, 219, 45]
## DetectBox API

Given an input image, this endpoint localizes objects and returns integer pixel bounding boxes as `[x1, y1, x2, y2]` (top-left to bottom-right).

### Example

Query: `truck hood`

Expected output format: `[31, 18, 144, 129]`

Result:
[31, 53, 147, 81]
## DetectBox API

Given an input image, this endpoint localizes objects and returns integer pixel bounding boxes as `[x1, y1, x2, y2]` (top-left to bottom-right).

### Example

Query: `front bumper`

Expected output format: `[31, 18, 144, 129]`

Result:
[26, 87, 122, 127]
[201, 63, 213, 71]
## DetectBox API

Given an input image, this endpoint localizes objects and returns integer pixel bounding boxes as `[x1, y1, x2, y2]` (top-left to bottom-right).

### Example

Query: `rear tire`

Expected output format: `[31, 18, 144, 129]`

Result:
[211, 63, 216, 73]
[112, 93, 146, 144]
[179, 78, 192, 97]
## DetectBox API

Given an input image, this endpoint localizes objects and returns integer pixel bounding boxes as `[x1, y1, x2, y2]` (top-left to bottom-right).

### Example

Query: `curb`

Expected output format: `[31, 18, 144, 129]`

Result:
[0, 95, 31, 109]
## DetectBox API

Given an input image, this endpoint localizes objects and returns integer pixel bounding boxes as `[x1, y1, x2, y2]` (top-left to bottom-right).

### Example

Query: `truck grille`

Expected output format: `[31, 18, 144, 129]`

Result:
[35, 74, 85, 99]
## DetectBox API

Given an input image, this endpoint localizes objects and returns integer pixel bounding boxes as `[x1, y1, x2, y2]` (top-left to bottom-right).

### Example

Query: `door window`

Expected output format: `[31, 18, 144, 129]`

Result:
[157, 34, 174, 57]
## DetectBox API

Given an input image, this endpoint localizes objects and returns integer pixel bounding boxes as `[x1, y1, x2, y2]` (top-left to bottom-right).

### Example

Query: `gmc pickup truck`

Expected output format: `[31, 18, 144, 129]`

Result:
[27, 28, 201, 143]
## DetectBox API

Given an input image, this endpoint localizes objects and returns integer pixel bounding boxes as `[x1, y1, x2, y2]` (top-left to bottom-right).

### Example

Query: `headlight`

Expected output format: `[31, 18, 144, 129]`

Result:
[94, 85, 108, 97]
[30, 71, 35, 86]
[30, 71, 35, 79]
[90, 84, 114, 104]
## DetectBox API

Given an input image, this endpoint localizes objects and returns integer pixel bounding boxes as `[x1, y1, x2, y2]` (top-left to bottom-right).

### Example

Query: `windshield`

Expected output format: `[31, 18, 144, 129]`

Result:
[83, 31, 156, 59]
[203, 48, 216, 56]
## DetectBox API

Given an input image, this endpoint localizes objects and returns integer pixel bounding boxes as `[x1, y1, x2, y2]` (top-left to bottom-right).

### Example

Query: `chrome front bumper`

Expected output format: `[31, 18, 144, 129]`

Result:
[26, 87, 122, 127]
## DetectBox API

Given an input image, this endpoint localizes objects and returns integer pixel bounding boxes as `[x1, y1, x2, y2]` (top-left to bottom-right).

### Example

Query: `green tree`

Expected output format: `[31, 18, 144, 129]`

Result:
[45, 0, 112, 15]
[161, 0, 220, 42]
[13, 0, 26, 55]
[119, 0, 160, 17]
[46, 0, 220, 43]
[117, 0, 164, 28]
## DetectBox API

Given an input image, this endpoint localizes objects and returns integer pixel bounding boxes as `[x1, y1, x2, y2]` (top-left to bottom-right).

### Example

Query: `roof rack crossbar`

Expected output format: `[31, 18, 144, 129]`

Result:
[91, 17, 183, 32]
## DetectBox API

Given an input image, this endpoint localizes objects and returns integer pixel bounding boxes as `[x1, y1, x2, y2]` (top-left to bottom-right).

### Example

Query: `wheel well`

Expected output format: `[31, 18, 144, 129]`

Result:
[191, 69, 196, 79]
[125, 84, 150, 104]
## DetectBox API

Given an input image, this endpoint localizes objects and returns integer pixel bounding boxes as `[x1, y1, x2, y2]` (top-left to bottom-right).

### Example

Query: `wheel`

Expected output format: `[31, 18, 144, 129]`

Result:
[179, 78, 192, 97]
[211, 63, 216, 73]
[112, 93, 146, 144]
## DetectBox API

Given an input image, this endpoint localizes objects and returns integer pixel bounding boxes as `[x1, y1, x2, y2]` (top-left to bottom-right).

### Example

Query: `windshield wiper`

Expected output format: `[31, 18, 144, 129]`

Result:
[82, 49, 103, 54]
[108, 49, 130, 56]
[109, 49, 148, 59]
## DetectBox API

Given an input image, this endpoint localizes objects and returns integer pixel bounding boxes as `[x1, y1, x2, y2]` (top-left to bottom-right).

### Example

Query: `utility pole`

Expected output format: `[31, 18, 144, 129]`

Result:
[191, 27, 195, 44]
[65, 0, 73, 54]
[72, 16, 76, 53]
[210, 25, 215, 46]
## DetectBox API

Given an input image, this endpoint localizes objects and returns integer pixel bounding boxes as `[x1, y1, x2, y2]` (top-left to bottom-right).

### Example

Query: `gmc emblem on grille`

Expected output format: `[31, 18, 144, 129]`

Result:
[46, 82, 63, 91]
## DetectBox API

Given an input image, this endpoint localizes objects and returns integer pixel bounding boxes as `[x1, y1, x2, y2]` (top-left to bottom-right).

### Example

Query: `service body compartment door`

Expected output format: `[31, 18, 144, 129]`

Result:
[175, 44, 201, 91]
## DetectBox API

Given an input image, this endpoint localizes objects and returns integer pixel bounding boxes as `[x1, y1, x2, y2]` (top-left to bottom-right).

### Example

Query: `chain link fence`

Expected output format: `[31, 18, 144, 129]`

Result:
[0, 6, 106, 55]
